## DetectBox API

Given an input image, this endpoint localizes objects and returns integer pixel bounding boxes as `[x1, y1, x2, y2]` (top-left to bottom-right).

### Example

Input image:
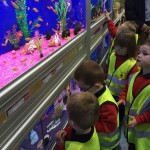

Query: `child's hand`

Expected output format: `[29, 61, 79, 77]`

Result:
[117, 100, 125, 106]
[104, 10, 111, 20]
[127, 116, 137, 128]
[141, 24, 149, 33]
[55, 130, 67, 146]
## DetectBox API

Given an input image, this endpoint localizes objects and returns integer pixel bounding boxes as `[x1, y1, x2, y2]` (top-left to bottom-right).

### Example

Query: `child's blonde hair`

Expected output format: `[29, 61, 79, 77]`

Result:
[67, 92, 99, 130]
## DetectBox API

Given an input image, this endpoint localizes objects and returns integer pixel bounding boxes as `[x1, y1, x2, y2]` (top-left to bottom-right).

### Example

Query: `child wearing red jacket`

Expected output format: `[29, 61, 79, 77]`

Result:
[118, 34, 150, 150]
[74, 60, 119, 150]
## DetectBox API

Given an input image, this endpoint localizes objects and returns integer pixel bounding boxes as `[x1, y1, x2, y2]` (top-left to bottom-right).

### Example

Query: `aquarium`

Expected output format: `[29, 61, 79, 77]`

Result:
[0, 0, 86, 89]
[90, 0, 112, 24]
[20, 79, 80, 150]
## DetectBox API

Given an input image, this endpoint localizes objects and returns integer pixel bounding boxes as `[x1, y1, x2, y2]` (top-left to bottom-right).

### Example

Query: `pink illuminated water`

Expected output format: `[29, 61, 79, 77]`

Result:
[0, 29, 83, 89]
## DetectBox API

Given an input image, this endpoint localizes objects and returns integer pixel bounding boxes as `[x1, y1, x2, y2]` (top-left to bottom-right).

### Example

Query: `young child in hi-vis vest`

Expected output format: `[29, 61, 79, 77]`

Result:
[118, 33, 150, 150]
[105, 30, 139, 123]
[55, 92, 100, 150]
[74, 60, 119, 150]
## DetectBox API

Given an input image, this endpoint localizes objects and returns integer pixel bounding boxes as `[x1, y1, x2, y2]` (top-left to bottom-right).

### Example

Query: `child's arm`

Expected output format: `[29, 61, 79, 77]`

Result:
[104, 10, 117, 39]
[117, 81, 128, 106]
[95, 102, 118, 133]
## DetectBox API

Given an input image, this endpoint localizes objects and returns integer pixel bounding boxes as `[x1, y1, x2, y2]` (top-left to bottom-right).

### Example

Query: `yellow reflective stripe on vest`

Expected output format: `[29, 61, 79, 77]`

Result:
[97, 86, 119, 149]
[125, 71, 150, 146]
[135, 34, 138, 45]
[106, 52, 136, 96]
[65, 127, 100, 150]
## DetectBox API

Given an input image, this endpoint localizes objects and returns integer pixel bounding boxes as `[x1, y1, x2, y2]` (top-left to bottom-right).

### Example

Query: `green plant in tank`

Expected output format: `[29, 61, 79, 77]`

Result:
[54, 0, 69, 32]
[11, 0, 40, 38]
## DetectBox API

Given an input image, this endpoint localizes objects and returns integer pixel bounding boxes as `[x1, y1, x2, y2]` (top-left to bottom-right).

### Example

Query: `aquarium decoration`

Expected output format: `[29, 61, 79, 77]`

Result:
[45, 32, 51, 40]
[11, 0, 40, 38]
[30, 129, 39, 145]
[2, 25, 22, 49]
[54, 0, 69, 33]
[62, 29, 70, 39]
[48, 33, 61, 47]
[74, 24, 81, 35]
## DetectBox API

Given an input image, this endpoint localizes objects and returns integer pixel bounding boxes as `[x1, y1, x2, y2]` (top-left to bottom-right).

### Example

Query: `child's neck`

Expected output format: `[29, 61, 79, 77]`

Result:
[143, 68, 150, 75]
[76, 127, 91, 135]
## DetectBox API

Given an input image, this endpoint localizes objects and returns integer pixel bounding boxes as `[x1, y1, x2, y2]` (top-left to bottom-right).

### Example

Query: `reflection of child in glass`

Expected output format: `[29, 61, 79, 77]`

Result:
[118, 34, 150, 150]
[55, 92, 100, 150]
[74, 60, 119, 150]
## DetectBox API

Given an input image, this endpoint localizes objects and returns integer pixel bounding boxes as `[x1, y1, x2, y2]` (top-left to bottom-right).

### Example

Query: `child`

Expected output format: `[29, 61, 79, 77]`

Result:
[74, 60, 119, 150]
[106, 30, 139, 122]
[55, 92, 100, 150]
[118, 34, 150, 150]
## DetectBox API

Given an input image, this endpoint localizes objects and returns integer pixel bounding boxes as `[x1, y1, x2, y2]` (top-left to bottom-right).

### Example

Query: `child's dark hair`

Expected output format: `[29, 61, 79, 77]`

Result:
[74, 60, 104, 86]
[67, 92, 99, 130]
[114, 29, 137, 59]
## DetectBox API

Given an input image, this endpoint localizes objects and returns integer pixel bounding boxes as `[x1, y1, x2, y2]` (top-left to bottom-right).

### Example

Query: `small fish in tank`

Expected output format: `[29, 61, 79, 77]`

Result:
[0, 0, 8, 7]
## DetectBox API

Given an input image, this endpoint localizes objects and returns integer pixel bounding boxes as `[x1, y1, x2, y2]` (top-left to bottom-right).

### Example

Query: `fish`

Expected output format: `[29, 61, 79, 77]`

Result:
[38, 17, 43, 22]
[2, 43, 6, 46]
[15, 31, 22, 37]
[25, 37, 31, 41]
[35, 24, 41, 27]
[46, 22, 49, 26]
[33, 7, 39, 13]
[11, 1, 19, 9]
[18, 16, 23, 20]
[29, 21, 32, 25]
[51, 0, 55, 2]
[1, 0, 9, 7]
[13, 68, 19, 71]
[34, 0, 39, 2]
[47, 6, 57, 13]
[27, 7, 30, 10]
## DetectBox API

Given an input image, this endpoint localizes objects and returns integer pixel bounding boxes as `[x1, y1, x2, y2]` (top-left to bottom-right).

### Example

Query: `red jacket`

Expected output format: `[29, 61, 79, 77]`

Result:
[107, 19, 117, 39]
[94, 86, 118, 133]
[119, 70, 150, 125]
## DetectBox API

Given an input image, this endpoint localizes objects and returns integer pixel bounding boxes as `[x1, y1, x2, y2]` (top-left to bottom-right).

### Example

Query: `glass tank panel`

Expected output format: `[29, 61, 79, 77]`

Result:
[20, 80, 80, 150]
[0, 0, 86, 89]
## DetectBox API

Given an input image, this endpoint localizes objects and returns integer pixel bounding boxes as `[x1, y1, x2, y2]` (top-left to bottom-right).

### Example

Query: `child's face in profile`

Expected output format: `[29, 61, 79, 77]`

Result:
[137, 44, 150, 68]
[115, 45, 128, 56]
[76, 80, 96, 93]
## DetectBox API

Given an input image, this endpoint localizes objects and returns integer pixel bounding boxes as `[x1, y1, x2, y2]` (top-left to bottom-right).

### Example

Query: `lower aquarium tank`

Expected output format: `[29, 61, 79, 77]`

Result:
[0, 0, 86, 89]
[20, 80, 80, 150]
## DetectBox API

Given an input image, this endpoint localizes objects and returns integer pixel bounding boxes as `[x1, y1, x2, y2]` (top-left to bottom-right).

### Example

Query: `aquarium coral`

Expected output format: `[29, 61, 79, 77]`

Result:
[54, 0, 69, 32]
[3, 25, 22, 49]
[11, 0, 40, 38]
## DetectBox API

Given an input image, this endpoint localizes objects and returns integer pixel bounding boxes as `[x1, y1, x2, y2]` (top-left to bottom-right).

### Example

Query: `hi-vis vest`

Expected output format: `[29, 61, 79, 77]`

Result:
[98, 86, 120, 150]
[65, 127, 100, 150]
[125, 72, 150, 150]
[106, 52, 136, 96]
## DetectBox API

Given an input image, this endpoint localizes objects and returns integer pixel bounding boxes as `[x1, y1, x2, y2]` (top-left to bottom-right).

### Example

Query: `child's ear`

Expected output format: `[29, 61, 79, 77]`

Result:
[95, 83, 101, 89]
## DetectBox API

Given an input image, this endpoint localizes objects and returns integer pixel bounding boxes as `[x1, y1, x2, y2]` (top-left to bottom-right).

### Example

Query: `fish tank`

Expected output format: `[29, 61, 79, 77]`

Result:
[20, 79, 80, 150]
[0, 0, 86, 89]
[91, 33, 111, 67]
[90, 0, 112, 24]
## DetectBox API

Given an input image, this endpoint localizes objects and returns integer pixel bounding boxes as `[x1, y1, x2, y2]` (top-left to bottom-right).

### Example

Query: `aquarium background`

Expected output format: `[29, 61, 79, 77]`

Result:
[0, 0, 86, 55]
